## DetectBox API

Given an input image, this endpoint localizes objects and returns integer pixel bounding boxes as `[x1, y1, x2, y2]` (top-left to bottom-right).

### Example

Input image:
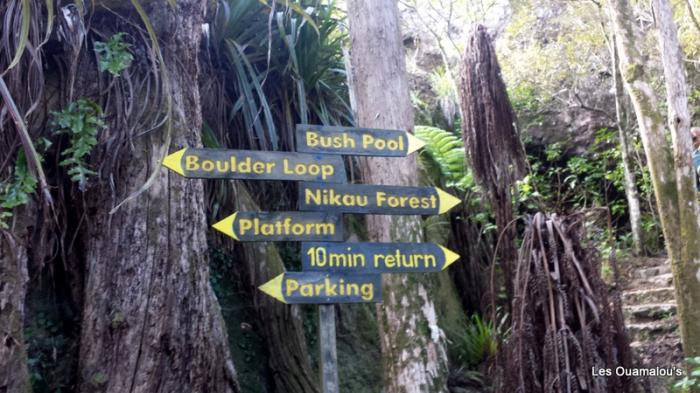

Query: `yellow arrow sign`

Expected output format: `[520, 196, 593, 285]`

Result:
[298, 182, 461, 215]
[296, 124, 426, 156]
[301, 242, 460, 273]
[259, 272, 382, 304]
[162, 147, 347, 183]
[212, 211, 344, 242]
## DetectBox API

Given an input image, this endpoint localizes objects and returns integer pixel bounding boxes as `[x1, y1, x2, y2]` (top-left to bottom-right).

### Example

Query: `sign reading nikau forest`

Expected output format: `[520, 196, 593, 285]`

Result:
[299, 182, 461, 215]
[259, 272, 382, 304]
[301, 242, 459, 273]
[212, 211, 343, 242]
[163, 148, 346, 182]
[296, 124, 426, 156]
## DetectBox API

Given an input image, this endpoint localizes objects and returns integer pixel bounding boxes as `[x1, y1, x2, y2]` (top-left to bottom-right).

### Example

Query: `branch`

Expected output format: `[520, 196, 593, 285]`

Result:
[686, 0, 700, 36]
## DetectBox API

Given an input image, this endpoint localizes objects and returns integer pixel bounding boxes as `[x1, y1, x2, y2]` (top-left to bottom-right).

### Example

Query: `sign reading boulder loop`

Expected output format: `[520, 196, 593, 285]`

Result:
[296, 124, 425, 156]
[259, 272, 382, 304]
[298, 182, 461, 215]
[162, 147, 346, 183]
[301, 242, 459, 273]
[213, 211, 343, 242]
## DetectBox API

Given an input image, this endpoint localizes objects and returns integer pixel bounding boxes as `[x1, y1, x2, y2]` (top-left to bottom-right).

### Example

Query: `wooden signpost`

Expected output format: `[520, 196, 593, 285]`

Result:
[301, 242, 459, 273]
[162, 147, 346, 182]
[296, 124, 426, 156]
[163, 123, 462, 393]
[212, 212, 343, 242]
[299, 182, 461, 215]
[258, 272, 382, 304]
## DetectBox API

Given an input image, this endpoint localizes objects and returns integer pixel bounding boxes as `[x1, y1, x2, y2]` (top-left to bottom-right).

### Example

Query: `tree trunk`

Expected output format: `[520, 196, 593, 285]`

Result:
[653, 0, 700, 362]
[610, 32, 644, 256]
[608, 0, 700, 370]
[0, 227, 31, 393]
[457, 25, 526, 308]
[234, 185, 320, 393]
[347, 1, 450, 392]
[77, 1, 240, 392]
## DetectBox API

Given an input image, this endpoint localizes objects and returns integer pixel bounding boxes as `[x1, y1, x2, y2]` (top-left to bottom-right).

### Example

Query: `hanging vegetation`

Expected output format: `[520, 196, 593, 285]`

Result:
[458, 23, 527, 307]
[504, 212, 633, 392]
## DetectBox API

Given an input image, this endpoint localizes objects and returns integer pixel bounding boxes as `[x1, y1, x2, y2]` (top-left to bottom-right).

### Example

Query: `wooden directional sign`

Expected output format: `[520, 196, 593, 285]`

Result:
[259, 272, 382, 304]
[296, 124, 425, 156]
[162, 148, 346, 183]
[298, 182, 461, 215]
[212, 212, 343, 242]
[301, 242, 459, 273]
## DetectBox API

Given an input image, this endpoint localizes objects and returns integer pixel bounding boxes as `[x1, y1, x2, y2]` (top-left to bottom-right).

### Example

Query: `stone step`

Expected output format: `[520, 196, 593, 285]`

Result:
[624, 257, 669, 270]
[633, 264, 672, 280]
[624, 303, 677, 321]
[629, 336, 683, 369]
[623, 287, 676, 304]
[631, 273, 673, 288]
[627, 319, 678, 341]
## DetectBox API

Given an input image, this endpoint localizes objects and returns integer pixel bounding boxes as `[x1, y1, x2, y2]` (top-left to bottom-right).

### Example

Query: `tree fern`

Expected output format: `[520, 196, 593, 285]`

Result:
[415, 125, 472, 191]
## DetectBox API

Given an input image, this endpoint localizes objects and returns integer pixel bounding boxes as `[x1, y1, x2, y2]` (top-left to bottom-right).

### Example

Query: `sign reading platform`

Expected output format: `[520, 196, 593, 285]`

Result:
[296, 124, 425, 156]
[301, 242, 459, 273]
[298, 182, 461, 215]
[212, 211, 343, 242]
[162, 148, 346, 183]
[259, 272, 382, 304]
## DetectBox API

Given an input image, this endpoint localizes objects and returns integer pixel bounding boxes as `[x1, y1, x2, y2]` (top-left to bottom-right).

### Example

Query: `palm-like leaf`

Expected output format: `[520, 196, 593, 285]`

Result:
[415, 125, 473, 191]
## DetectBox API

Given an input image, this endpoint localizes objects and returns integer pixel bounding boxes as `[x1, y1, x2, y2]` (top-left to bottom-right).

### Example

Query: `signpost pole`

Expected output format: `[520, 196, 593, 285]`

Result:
[319, 305, 339, 393]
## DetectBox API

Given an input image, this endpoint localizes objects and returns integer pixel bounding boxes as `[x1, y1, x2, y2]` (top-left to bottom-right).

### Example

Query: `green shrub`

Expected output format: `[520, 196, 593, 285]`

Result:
[448, 314, 499, 369]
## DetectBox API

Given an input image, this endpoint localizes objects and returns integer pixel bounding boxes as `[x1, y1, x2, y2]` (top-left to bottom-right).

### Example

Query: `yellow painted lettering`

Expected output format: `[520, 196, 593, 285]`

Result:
[238, 218, 253, 235]
[185, 155, 200, 170]
[360, 284, 374, 300]
[285, 279, 299, 296]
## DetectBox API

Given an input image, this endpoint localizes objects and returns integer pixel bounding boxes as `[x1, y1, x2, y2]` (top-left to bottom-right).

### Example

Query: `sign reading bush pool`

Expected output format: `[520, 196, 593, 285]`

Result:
[301, 242, 460, 273]
[212, 212, 343, 242]
[259, 272, 382, 304]
[298, 182, 461, 215]
[296, 124, 426, 156]
[162, 148, 346, 183]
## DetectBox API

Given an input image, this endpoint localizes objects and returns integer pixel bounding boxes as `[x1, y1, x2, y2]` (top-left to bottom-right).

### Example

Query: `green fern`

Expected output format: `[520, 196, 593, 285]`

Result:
[415, 125, 472, 191]
[51, 98, 105, 190]
[94, 33, 134, 76]
[0, 151, 38, 229]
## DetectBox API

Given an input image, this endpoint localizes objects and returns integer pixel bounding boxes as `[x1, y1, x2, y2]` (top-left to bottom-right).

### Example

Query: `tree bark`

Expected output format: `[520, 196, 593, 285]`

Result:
[77, 1, 240, 392]
[347, 1, 450, 392]
[234, 185, 320, 393]
[608, 0, 700, 371]
[610, 32, 644, 256]
[653, 0, 700, 363]
[0, 228, 31, 393]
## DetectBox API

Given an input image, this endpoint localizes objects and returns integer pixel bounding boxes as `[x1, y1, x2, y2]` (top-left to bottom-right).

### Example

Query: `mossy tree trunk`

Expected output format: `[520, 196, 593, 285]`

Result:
[653, 0, 700, 364]
[0, 216, 31, 393]
[347, 1, 450, 392]
[610, 34, 644, 256]
[608, 0, 700, 373]
[77, 1, 240, 392]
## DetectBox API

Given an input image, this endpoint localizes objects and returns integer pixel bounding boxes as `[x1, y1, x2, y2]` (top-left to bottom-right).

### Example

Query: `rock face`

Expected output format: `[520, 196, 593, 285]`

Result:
[621, 257, 683, 392]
